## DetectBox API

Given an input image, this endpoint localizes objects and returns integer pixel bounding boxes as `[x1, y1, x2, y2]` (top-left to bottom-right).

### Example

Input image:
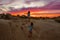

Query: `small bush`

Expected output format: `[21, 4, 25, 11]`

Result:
[54, 17, 60, 23]
[55, 19, 60, 23]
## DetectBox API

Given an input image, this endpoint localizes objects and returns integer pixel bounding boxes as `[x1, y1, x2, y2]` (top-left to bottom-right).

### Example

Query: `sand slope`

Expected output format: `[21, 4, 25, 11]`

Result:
[0, 19, 60, 40]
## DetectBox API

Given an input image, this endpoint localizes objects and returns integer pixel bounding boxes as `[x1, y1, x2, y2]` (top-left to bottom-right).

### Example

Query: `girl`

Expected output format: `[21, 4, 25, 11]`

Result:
[28, 22, 33, 38]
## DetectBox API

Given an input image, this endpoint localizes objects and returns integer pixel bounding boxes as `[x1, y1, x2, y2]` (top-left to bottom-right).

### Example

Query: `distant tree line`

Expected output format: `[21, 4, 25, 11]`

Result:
[0, 13, 12, 20]
[0, 13, 60, 23]
[0, 13, 28, 20]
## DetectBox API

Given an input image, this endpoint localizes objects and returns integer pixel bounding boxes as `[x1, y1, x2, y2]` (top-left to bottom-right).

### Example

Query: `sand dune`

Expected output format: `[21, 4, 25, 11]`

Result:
[0, 19, 60, 40]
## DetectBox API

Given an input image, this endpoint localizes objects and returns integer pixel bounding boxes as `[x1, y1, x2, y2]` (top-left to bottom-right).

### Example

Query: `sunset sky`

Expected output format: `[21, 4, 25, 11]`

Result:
[0, 0, 60, 17]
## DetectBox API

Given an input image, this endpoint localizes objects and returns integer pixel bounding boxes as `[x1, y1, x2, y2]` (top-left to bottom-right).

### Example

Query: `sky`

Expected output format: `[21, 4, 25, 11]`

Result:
[0, 0, 60, 17]
[0, 0, 57, 8]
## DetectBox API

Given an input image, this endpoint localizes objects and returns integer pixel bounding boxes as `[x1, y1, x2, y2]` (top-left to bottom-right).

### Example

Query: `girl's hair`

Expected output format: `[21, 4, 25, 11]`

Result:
[31, 22, 33, 26]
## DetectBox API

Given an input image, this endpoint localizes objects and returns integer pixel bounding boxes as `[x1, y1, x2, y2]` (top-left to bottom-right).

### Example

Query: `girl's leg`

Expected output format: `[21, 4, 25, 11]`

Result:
[28, 31, 32, 40]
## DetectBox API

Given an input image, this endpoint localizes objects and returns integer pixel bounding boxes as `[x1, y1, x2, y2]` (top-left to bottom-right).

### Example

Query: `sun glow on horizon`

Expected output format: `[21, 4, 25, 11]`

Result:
[10, 10, 60, 18]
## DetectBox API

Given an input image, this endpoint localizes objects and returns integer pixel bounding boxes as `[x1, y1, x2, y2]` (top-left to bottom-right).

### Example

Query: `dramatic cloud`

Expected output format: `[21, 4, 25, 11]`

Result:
[0, 0, 60, 13]
[0, 0, 56, 8]
[37, 10, 60, 13]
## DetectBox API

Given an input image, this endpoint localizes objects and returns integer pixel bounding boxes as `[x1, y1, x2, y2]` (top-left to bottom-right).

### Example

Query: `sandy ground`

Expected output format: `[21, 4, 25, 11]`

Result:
[0, 19, 60, 40]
